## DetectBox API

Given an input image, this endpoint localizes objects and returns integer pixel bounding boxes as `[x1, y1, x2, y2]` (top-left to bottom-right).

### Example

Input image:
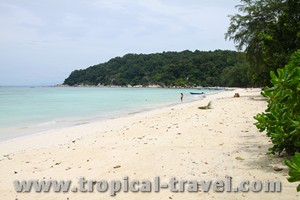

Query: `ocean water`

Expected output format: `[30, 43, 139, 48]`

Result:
[0, 87, 213, 140]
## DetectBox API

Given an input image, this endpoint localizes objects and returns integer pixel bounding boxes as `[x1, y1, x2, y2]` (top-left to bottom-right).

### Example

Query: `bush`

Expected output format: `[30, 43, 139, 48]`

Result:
[254, 50, 300, 155]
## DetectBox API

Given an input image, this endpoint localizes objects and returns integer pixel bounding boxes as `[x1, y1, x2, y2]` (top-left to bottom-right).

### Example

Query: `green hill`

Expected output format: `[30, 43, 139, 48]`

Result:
[63, 49, 252, 87]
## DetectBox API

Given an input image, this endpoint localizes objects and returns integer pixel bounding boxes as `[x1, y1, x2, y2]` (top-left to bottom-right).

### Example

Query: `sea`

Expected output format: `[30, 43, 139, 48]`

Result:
[0, 87, 214, 141]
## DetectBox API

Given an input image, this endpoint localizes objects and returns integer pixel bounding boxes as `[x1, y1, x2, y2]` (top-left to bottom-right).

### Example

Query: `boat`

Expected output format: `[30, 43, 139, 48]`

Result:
[190, 92, 204, 95]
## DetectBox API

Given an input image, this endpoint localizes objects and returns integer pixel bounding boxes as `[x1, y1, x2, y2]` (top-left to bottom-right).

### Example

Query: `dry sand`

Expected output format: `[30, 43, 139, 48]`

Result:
[0, 88, 298, 200]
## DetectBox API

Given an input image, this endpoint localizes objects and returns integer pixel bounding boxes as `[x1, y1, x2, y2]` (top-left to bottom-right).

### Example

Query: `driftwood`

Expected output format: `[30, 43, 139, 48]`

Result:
[198, 101, 212, 109]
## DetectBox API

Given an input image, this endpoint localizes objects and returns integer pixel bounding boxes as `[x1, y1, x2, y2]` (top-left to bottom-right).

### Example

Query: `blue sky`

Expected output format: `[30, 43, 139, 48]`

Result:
[0, 0, 240, 86]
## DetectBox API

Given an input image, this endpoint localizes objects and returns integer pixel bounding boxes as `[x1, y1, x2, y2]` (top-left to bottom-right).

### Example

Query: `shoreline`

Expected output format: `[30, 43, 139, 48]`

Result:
[54, 84, 239, 91]
[0, 87, 217, 142]
[0, 88, 298, 199]
[0, 89, 222, 152]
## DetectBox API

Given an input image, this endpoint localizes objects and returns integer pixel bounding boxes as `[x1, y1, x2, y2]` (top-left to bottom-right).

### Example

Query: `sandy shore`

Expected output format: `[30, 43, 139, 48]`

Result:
[0, 88, 298, 200]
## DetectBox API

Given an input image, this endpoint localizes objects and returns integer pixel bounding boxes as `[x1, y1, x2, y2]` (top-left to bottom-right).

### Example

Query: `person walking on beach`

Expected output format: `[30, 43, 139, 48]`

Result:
[180, 93, 183, 102]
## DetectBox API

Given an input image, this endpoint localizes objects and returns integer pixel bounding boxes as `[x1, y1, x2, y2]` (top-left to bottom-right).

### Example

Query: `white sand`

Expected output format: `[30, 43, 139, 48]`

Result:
[0, 88, 298, 200]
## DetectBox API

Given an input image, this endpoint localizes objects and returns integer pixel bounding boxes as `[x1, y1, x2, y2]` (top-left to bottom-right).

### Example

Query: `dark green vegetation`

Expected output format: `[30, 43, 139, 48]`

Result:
[227, 0, 299, 191]
[254, 51, 300, 191]
[255, 51, 300, 155]
[64, 50, 252, 87]
[226, 0, 300, 86]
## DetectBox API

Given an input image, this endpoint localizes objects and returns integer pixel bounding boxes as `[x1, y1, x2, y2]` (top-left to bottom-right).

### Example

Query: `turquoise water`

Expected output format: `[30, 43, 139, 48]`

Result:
[0, 87, 213, 140]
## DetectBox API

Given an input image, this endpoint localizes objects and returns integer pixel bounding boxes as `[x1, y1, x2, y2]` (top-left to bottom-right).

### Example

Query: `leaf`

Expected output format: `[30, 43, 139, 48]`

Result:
[270, 71, 279, 82]
[285, 153, 300, 184]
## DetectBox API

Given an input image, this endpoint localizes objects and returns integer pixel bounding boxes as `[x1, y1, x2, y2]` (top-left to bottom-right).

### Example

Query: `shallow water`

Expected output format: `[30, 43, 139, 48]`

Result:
[0, 87, 214, 140]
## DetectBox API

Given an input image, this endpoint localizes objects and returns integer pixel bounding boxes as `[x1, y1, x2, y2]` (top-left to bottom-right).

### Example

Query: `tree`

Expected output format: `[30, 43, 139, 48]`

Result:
[225, 0, 300, 85]
[220, 62, 251, 87]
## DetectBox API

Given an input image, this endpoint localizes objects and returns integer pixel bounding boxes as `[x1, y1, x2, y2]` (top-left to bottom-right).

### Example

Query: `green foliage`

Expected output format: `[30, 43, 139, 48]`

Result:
[226, 0, 300, 86]
[285, 152, 300, 192]
[64, 50, 253, 87]
[220, 61, 251, 87]
[254, 50, 300, 155]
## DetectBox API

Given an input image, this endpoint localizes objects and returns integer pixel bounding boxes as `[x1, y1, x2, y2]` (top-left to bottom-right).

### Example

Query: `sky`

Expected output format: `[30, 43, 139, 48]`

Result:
[0, 0, 241, 86]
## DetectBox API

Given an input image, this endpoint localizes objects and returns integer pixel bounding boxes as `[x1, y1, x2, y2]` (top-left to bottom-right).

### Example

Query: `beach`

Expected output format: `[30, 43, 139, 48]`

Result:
[0, 88, 298, 199]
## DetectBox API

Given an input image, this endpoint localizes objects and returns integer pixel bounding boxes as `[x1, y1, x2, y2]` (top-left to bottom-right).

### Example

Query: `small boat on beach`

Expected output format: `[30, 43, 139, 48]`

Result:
[190, 92, 204, 95]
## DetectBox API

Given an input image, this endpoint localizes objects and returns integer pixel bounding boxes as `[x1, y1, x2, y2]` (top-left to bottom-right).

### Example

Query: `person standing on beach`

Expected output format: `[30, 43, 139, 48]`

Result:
[180, 93, 183, 102]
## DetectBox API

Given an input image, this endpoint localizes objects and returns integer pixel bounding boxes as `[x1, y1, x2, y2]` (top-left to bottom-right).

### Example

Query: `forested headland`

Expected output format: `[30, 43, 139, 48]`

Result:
[63, 50, 253, 87]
